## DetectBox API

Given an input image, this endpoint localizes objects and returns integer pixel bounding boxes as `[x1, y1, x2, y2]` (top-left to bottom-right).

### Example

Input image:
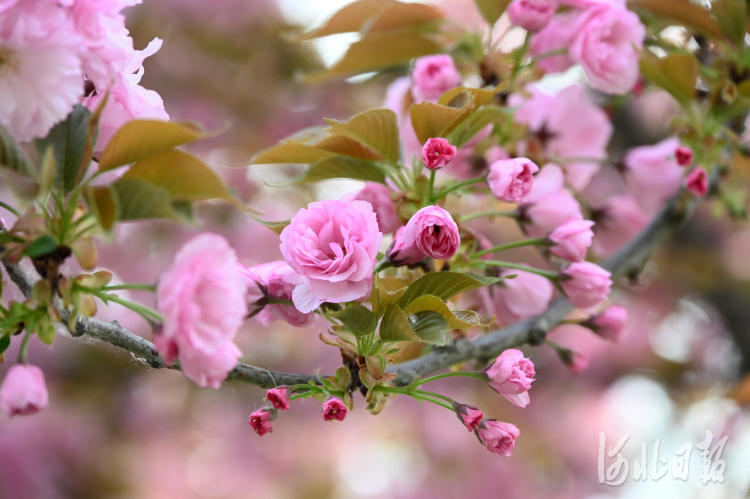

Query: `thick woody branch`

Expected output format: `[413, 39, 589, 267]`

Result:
[1, 188, 700, 390]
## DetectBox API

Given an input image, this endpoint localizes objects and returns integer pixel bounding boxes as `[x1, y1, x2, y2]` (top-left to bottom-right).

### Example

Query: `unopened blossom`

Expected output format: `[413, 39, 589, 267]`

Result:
[560, 262, 612, 311]
[341, 182, 401, 234]
[236, 261, 316, 327]
[249, 407, 276, 436]
[584, 305, 628, 342]
[155, 233, 246, 389]
[422, 137, 457, 169]
[484, 268, 554, 325]
[561, 350, 589, 374]
[508, 0, 558, 31]
[485, 349, 535, 407]
[322, 397, 348, 422]
[280, 199, 382, 314]
[397, 206, 460, 262]
[454, 403, 483, 432]
[387, 226, 427, 266]
[411, 54, 462, 102]
[686, 168, 708, 196]
[624, 137, 684, 214]
[476, 420, 520, 457]
[0, 364, 48, 417]
[548, 220, 595, 262]
[676, 146, 693, 166]
[487, 158, 539, 203]
[265, 386, 291, 411]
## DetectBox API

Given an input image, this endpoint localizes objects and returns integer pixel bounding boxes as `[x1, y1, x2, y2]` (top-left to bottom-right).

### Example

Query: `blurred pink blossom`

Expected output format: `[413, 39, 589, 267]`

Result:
[340, 182, 402, 234]
[624, 137, 684, 213]
[548, 219, 595, 262]
[592, 194, 650, 257]
[508, 0, 558, 31]
[676, 146, 693, 166]
[522, 189, 583, 237]
[0, 364, 48, 417]
[411, 54, 462, 102]
[686, 167, 708, 196]
[585, 304, 628, 342]
[487, 157, 539, 203]
[483, 268, 554, 325]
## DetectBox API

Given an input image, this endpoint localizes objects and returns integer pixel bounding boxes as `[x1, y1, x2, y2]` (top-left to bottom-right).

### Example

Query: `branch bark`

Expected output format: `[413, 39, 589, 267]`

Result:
[1, 188, 701, 390]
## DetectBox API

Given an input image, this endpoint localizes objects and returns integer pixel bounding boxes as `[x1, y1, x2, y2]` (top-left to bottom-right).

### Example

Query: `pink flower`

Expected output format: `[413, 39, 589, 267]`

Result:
[560, 262, 612, 311]
[686, 168, 708, 196]
[508, 0, 558, 31]
[563, 351, 589, 373]
[236, 261, 316, 328]
[421, 137, 457, 169]
[487, 158, 539, 203]
[249, 407, 275, 436]
[266, 386, 291, 410]
[592, 195, 650, 257]
[387, 226, 427, 266]
[484, 269, 554, 325]
[485, 349, 535, 408]
[341, 182, 402, 234]
[548, 220, 595, 262]
[155, 233, 246, 389]
[529, 11, 579, 73]
[585, 305, 628, 342]
[411, 54, 462, 102]
[511, 85, 612, 190]
[280, 200, 382, 314]
[0, 364, 48, 417]
[322, 397, 348, 422]
[400, 206, 460, 261]
[384, 76, 423, 162]
[454, 403, 483, 432]
[521, 190, 583, 238]
[568, 3, 645, 94]
[676, 146, 693, 166]
[624, 137, 684, 214]
[476, 420, 520, 457]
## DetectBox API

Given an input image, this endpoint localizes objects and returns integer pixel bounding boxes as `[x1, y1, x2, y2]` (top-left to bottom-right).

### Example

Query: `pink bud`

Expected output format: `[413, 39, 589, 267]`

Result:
[391, 206, 460, 264]
[341, 182, 402, 234]
[485, 349, 535, 407]
[249, 407, 275, 436]
[560, 262, 612, 311]
[0, 364, 48, 418]
[454, 403, 483, 432]
[411, 54, 462, 102]
[686, 167, 708, 197]
[675, 146, 693, 166]
[476, 420, 520, 457]
[487, 158, 539, 203]
[566, 352, 589, 374]
[507, 0, 557, 31]
[266, 386, 291, 410]
[586, 305, 628, 342]
[322, 397, 348, 422]
[548, 220, 595, 262]
[386, 226, 427, 266]
[421, 138, 457, 170]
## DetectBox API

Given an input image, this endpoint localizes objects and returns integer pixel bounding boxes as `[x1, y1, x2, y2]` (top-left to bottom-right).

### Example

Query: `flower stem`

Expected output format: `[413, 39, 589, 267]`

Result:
[17, 330, 31, 363]
[432, 175, 487, 200]
[103, 283, 157, 292]
[471, 238, 547, 258]
[83, 287, 163, 323]
[373, 259, 393, 274]
[460, 210, 518, 222]
[0, 200, 20, 218]
[416, 370, 487, 386]
[470, 260, 559, 280]
[373, 385, 454, 410]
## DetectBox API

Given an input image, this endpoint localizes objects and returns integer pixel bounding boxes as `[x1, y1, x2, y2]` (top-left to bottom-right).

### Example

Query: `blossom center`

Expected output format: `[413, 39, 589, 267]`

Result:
[0, 47, 18, 75]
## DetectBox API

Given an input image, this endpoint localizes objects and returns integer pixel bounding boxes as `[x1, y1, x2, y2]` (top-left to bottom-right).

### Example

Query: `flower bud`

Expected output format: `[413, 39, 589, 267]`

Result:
[487, 158, 539, 203]
[560, 262, 612, 311]
[475, 420, 520, 457]
[485, 349, 535, 407]
[547, 220, 595, 262]
[584, 305, 627, 342]
[411, 54, 462, 102]
[322, 397, 348, 422]
[557, 348, 589, 374]
[686, 167, 708, 197]
[389, 206, 460, 265]
[453, 402, 483, 432]
[386, 226, 427, 266]
[675, 146, 693, 166]
[249, 407, 276, 436]
[507, 0, 557, 32]
[421, 138, 457, 170]
[265, 386, 291, 410]
[0, 364, 49, 417]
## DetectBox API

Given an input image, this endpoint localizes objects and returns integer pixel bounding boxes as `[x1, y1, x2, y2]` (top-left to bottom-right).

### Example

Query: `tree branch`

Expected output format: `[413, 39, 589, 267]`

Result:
[0, 188, 701, 390]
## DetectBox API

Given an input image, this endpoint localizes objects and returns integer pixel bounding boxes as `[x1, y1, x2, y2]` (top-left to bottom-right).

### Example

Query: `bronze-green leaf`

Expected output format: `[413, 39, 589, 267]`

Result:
[639, 52, 699, 104]
[404, 294, 487, 329]
[280, 156, 386, 185]
[247, 215, 290, 235]
[111, 178, 180, 221]
[396, 271, 504, 308]
[326, 109, 400, 162]
[408, 310, 449, 345]
[473, 0, 512, 25]
[35, 105, 91, 193]
[379, 303, 419, 342]
[329, 303, 379, 337]
[445, 106, 508, 148]
[409, 100, 474, 144]
[630, 0, 723, 38]
[0, 123, 33, 177]
[83, 186, 119, 233]
[251, 140, 336, 165]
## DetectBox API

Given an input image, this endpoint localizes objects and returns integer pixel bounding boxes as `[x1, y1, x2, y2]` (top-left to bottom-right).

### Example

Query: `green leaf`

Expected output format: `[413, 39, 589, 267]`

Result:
[445, 106, 508, 148]
[122, 149, 234, 202]
[396, 271, 503, 308]
[438, 85, 505, 108]
[280, 156, 386, 185]
[252, 140, 336, 165]
[409, 100, 474, 144]
[39, 146, 56, 198]
[334, 365, 352, 391]
[110, 178, 180, 221]
[408, 310, 449, 345]
[630, 0, 723, 38]
[639, 53, 699, 104]
[37, 321, 55, 346]
[35, 105, 91, 193]
[0, 336, 10, 354]
[247, 215, 290, 235]
[379, 303, 419, 342]
[24, 235, 58, 258]
[83, 186, 119, 233]
[712, 0, 747, 44]
[326, 109, 401, 162]
[329, 303, 379, 337]
[404, 294, 486, 329]
[98, 120, 206, 171]
[0, 123, 34, 176]
[473, 0, 512, 25]
[0, 166, 39, 201]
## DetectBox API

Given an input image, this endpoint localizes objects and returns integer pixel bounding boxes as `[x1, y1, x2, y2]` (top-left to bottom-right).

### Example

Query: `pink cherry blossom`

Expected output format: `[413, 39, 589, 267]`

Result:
[566, 351, 589, 374]
[322, 397, 348, 422]
[155, 233, 246, 389]
[484, 268, 554, 325]
[592, 195, 650, 257]
[508, 0, 558, 32]
[384, 76, 423, 162]
[401, 206, 460, 261]
[249, 407, 275, 436]
[586, 305, 628, 342]
[548, 220, 595, 262]
[421, 137, 457, 169]
[521, 190, 583, 238]
[476, 420, 520, 457]
[454, 403, 483, 431]
[0, 364, 48, 417]
[411, 54, 461, 102]
[341, 182, 401, 234]
[676, 146, 693, 166]
[529, 11, 579, 73]
[487, 158, 539, 203]
[387, 226, 427, 266]
[266, 386, 291, 411]
[686, 167, 708, 196]
[236, 261, 316, 328]
[485, 349, 536, 408]
[280, 200, 382, 314]
[624, 137, 684, 214]
[560, 262, 612, 311]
